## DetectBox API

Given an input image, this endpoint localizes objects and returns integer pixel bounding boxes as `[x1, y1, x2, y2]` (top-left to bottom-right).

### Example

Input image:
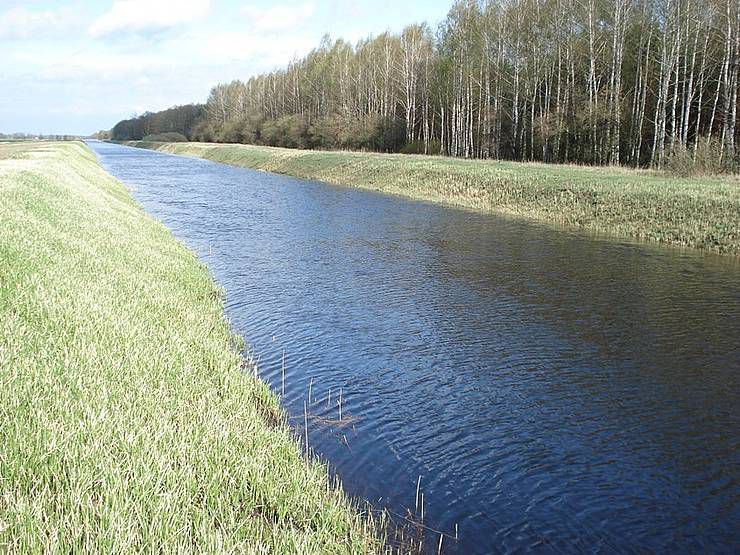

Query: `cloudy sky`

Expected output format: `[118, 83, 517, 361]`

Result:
[0, 0, 450, 135]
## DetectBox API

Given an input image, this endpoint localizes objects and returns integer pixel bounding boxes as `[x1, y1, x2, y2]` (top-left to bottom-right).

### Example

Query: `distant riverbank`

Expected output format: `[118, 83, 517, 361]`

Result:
[0, 141, 381, 552]
[124, 141, 740, 255]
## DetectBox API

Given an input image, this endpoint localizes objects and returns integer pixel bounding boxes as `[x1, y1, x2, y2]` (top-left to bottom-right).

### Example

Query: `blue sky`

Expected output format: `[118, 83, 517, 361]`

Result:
[0, 0, 451, 135]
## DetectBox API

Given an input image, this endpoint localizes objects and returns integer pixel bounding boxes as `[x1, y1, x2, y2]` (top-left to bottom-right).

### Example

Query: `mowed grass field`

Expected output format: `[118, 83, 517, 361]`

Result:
[0, 142, 382, 553]
[128, 141, 740, 255]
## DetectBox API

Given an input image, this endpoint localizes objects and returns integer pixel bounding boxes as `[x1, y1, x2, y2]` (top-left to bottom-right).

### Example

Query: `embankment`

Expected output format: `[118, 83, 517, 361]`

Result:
[126, 141, 740, 254]
[0, 141, 381, 552]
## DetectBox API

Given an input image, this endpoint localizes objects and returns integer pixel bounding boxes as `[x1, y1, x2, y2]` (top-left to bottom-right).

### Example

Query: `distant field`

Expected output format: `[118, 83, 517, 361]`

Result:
[0, 142, 382, 552]
[127, 141, 740, 255]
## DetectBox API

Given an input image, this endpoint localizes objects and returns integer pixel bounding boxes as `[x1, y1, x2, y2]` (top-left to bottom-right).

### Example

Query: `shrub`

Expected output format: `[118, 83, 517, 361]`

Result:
[259, 119, 283, 147]
[400, 140, 422, 154]
[258, 116, 310, 149]
[664, 144, 695, 177]
[693, 138, 735, 175]
[191, 120, 215, 142]
[399, 139, 442, 155]
[142, 132, 187, 143]
[308, 116, 341, 149]
[335, 115, 405, 152]
[372, 117, 406, 152]
[665, 138, 733, 177]
[216, 119, 250, 144]
[283, 115, 310, 149]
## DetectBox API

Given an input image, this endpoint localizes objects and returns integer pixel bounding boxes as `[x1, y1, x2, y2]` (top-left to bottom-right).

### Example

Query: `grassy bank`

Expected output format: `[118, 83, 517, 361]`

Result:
[127, 141, 740, 255]
[0, 142, 382, 552]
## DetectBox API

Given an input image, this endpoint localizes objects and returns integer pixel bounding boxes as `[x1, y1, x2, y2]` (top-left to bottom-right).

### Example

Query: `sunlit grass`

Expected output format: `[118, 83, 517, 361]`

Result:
[129, 141, 740, 254]
[0, 141, 384, 553]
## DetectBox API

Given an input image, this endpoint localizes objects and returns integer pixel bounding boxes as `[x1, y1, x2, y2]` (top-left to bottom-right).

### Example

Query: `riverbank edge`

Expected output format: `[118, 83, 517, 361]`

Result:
[122, 140, 740, 255]
[0, 141, 385, 552]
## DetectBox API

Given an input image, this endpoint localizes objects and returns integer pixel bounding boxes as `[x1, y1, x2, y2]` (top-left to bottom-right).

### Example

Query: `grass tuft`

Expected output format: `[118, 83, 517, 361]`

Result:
[0, 141, 384, 553]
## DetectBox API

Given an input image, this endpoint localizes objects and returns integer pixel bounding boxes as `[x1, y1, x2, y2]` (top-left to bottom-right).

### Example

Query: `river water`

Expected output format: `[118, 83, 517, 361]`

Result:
[89, 141, 739, 553]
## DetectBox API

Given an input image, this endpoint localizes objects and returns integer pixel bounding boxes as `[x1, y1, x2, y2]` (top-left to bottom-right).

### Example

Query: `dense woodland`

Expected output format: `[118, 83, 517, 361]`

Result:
[110, 0, 740, 171]
[108, 104, 203, 143]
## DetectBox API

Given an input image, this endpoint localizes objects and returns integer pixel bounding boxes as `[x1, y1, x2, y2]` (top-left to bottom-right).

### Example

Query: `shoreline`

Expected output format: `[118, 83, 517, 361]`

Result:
[0, 141, 383, 552]
[123, 140, 740, 256]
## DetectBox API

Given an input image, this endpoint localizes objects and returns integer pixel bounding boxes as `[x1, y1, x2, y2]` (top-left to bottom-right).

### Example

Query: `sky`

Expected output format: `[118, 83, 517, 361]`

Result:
[0, 0, 451, 135]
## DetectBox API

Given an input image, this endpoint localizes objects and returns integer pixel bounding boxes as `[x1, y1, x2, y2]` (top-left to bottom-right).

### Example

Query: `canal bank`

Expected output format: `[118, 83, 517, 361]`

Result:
[0, 141, 382, 552]
[95, 140, 739, 554]
[124, 140, 740, 255]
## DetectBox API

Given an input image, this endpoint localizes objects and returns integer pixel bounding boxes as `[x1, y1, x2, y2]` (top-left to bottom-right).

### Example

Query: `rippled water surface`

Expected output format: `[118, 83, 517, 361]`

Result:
[90, 141, 740, 553]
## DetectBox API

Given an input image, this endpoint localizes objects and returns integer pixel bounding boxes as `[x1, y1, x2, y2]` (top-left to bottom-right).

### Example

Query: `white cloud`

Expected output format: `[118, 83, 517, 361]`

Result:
[241, 2, 315, 32]
[89, 0, 211, 38]
[207, 31, 314, 64]
[0, 6, 69, 39]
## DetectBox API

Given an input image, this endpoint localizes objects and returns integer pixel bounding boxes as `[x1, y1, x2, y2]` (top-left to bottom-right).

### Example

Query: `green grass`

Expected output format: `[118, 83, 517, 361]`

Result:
[0, 142, 384, 553]
[127, 141, 740, 255]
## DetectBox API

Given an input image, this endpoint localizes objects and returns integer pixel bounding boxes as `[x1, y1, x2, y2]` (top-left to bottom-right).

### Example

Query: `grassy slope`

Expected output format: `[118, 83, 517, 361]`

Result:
[0, 142, 381, 553]
[128, 141, 740, 255]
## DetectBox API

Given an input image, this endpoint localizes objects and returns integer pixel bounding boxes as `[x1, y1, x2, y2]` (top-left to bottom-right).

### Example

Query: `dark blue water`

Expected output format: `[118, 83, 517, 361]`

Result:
[89, 141, 740, 554]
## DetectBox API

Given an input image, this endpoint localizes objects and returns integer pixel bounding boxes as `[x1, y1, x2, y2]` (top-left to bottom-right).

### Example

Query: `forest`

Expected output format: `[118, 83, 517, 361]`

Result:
[109, 0, 740, 171]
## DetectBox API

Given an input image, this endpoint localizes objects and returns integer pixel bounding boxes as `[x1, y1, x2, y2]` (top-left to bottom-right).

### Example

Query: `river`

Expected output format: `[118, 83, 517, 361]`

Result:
[89, 141, 739, 553]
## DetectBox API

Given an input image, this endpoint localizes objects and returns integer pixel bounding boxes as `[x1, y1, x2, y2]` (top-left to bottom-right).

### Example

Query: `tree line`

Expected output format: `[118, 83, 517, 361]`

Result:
[110, 0, 740, 171]
[110, 104, 204, 143]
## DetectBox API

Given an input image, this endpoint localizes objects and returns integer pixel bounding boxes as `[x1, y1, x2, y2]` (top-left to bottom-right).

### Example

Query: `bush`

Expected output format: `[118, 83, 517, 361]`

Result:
[694, 138, 735, 175]
[240, 114, 404, 152]
[259, 119, 283, 147]
[216, 119, 250, 144]
[401, 140, 443, 155]
[258, 116, 309, 149]
[372, 117, 406, 152]
[213, 113, 264, 144]
[142, 132, 187, 143]
[664, 144, 695, 177]
[664, 138, 732, 177]
[308, 117, 341, 149]
[334, 115, 405, 152]
[284, 115, 310, 149]
[337, 117, 374, 150]
[191, 120, 215, 142]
